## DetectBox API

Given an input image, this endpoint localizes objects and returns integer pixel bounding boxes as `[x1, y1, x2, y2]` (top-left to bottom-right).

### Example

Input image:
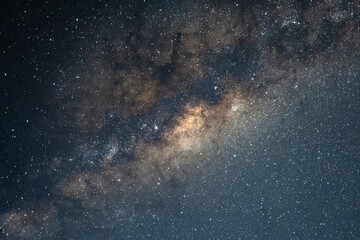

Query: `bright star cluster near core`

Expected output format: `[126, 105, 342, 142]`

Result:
[1, 0, 360, 239]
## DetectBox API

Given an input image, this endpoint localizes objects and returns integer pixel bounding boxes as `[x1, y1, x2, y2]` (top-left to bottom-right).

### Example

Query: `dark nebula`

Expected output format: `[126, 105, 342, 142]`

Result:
[1, 0, 360, 239]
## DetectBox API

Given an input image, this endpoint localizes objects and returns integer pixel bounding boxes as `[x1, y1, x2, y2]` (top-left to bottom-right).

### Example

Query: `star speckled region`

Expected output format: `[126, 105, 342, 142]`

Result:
[1, 0, 360, 239]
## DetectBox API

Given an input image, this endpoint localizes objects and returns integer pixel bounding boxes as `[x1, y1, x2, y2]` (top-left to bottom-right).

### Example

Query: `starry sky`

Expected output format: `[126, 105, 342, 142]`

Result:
[1, 0, 360, 239]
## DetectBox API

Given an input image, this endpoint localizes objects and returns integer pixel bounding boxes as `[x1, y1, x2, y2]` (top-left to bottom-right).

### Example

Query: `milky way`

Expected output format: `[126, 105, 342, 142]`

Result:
[1, 0, 360, 239]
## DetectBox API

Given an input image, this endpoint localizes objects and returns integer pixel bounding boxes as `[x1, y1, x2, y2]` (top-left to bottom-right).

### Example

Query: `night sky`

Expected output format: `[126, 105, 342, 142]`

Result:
[1, 0, 360, 239]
